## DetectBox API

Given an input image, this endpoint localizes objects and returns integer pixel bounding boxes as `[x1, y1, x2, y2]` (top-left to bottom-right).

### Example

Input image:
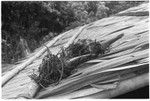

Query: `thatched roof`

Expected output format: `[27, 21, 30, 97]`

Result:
[2, 3, 149, 99]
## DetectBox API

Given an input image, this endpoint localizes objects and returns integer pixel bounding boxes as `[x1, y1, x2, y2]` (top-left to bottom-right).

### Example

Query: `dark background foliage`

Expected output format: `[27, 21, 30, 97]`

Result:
[2, 1, 145, 64]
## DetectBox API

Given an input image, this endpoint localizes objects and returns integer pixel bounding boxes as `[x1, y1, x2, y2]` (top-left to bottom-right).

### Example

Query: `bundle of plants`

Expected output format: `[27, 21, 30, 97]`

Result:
[29, 47, 71, 88]
[65, 39, 106, 58]
[29, 39, 107, 88]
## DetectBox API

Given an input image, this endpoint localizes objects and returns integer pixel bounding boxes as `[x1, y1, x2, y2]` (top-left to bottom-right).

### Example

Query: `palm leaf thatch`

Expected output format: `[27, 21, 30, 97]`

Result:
[2, 3, 149, 99]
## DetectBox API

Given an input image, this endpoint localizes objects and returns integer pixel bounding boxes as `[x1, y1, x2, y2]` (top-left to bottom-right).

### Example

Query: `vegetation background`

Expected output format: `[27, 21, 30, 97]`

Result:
[2, 1, 145, 64]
